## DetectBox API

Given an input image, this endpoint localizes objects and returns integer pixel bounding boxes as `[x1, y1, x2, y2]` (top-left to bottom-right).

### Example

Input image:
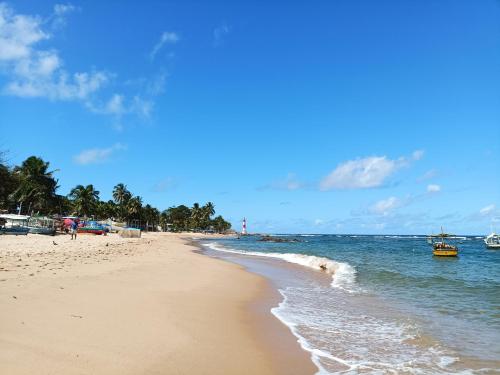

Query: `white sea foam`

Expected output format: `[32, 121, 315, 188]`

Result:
[203, 242, 356, 290]
[271, 291, 331, 375]
[264, 234, 321, 238]
[201, 240, 492, 374]
[270, 285, 477, 375]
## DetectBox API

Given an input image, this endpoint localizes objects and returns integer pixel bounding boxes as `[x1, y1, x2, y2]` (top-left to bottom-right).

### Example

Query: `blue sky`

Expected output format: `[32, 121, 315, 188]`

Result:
[1, 0, 499, 234]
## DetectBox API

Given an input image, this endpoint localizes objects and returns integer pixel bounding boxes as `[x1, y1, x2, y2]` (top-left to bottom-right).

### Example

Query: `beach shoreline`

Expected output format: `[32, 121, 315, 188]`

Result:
[0, 232, 315, 375]
[199, 235, 500, 374]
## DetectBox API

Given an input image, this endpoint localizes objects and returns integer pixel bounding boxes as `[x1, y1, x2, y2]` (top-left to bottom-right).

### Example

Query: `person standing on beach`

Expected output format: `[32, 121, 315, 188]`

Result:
[70, 220, 78, 240]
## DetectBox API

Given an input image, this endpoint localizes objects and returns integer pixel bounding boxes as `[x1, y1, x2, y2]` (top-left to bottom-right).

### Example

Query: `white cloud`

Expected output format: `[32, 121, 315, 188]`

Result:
[260, 173, 303, 191]
[0, 4, 167, 129]
[146, 71, 167, 95]
[320, 151, 423, 190]
[150, 31, 179, 60]
[213, 24, 230, 46]
[364, 184, 443, 217]
[5, 69, 110, 100]
[0, 4, 48, 61]
[480, 204, 495, 216]
[53, 3, 77, 16]
[369, 197, 403, 216]
[427, 184, 441, 193]
[314, 219, 324, 226]
[73, 143, 127, 165]
[52, 3, 78, 29]
[104, 93, 125, 115]
[417, 169, 438, 183]
[14, 50, 60, 77]
[88, 93, 153, 120]
[131, 95, 153, 118]
[412, 150, 425, 161]
[0, 3, 109, 101]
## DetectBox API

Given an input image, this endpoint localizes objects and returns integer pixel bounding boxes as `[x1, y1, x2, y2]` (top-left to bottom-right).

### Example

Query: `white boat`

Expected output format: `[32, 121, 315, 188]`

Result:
[27, 216, 56, 236]
[0, 214, 30, 235]
[484, 233, 500, 249]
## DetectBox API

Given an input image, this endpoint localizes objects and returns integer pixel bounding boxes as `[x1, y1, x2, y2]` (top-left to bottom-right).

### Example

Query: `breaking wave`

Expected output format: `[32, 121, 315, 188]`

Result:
[203, 242, 356, 290]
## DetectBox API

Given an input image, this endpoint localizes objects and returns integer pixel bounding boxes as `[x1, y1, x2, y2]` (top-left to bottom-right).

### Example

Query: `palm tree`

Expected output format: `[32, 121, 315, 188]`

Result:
[149, 206, 160, 231]
[54, 194, 73, 216]
[68, 184, 100, 218]
[126, 196, 143, 226]
[97, 200, 117, 220]
[0, 162, 17, 211]
[112, 183, 131, 205]
[142, 204, 160, 231]
[112, 183, 131, 220]
[190, 202, 202, 230]
[205, 202, 215, 215]
[11, 156, 58, 214]
[212, 215, 231, 233]
[198, 202, 215, 230]
[165, 205, 191, 231]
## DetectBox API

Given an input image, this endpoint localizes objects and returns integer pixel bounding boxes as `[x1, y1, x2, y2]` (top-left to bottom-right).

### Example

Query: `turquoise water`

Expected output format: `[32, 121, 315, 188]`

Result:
[201, 235, 500, 374]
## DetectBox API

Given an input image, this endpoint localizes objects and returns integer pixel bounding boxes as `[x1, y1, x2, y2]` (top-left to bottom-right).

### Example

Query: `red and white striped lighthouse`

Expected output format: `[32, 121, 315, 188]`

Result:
[241, 217, 247, 235]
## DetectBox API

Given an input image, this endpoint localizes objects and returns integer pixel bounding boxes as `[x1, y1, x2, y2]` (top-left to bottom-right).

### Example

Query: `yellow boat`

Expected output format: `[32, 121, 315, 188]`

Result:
[428, 228, 458, 257]
[432, 243, 458, 257]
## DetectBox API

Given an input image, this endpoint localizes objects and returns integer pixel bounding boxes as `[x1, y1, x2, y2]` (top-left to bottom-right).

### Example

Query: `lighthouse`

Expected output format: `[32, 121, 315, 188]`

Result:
[242, 217, 247, 235]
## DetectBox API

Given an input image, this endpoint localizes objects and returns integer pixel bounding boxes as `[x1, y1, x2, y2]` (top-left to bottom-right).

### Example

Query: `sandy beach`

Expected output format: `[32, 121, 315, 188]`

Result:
[0, 232, 315, 375]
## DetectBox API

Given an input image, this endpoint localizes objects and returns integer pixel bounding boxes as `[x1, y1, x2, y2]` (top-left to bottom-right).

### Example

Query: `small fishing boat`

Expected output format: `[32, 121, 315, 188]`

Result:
[0, 214, 30, 235]
[1, 226, 30, 235]
[28, 227, 56, 235]
[428, 228, 458, 257]
[77, 221, 106, 235]
[27, 216, 56, 236]
[77, 227, 105, 235]
[484, 233, 500, 249]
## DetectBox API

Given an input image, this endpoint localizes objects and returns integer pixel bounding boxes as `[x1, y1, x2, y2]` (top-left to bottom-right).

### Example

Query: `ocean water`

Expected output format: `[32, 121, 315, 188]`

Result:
[200, 234, 500, 375]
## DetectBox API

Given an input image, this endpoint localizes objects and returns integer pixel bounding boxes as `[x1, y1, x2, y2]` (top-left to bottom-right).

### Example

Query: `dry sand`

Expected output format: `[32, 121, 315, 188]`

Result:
[0, 232, 315, 375]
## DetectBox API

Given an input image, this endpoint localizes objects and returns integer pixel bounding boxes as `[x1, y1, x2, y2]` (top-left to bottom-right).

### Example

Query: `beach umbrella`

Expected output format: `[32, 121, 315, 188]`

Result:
[63, 218, 74, 227]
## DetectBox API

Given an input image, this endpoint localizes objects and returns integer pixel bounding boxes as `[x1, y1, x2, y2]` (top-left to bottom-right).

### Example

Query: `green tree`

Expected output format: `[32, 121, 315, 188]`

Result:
[126, 196, 143, 221]
[165, 205, 191, 231]
[0, 162, 17, 211]
[201, 202, 215, 229]
[159, 209, 170, 231]
[97, 200, 117, 220]
[112, 183, 132, 220]
[190, 202, 202, 230]
[68, 184, 100, 218]
[142, 204, 160, 231]
[212, 215, 231, 233]
[54, 194, 73, 216]
[11, 156, 58, 214]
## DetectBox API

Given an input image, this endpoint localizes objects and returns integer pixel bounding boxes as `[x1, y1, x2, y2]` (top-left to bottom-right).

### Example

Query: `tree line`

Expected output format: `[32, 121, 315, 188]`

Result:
[0, 155, 232, 233]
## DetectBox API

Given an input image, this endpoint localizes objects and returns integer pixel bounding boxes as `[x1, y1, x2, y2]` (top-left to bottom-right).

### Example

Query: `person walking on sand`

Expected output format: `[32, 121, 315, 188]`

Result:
[70, 220, 78, 240]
